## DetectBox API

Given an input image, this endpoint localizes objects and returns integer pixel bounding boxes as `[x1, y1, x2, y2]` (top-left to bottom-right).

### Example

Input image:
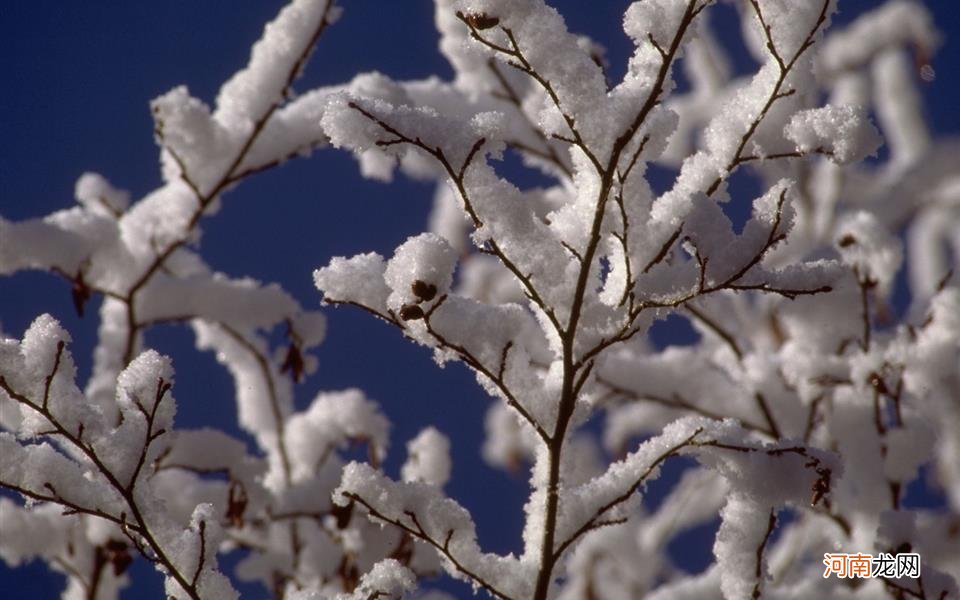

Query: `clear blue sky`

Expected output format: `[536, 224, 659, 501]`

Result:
[1, 1, 957, 597]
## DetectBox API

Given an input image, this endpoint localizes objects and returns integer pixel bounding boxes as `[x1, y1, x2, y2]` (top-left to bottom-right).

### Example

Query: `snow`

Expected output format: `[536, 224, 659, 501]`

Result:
[784, 104, 882, 164]
[3, 0, 959, 596]
[402, 427, 452, 487]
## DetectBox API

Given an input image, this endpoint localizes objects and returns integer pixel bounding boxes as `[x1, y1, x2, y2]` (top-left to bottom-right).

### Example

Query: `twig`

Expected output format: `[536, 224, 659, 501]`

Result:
[344, 493, 516, 600]
[752, 510, 777, 599]
[705, 0, 831, 196]
[552, 428, 704, 562]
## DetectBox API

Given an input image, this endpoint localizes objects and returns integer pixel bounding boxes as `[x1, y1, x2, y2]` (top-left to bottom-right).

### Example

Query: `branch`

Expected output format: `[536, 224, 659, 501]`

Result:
[684, 304, 743, 360]
[191, 520, 206, 588]
[42, 341, 65, 411]
[551, 427, 704, 561]
[457, 14, 601, 172]
[344, 493, 517, 600]
[751, 509, 777, 599]
[597, 376, 774, 438]
[215, 322, 305, 572]
[705, 0, 831, 196]
[0, 480, 136, 533]
[642, 225, 684, 274]
[423, 297, 550, 443]
[487, 59, 573, 179]
[124, 377, 172, 493]
[692, 440, 835, 508]
[346, 101, 564, 337]
[119, 0, 339, 365]
[0, 374, 202, 599]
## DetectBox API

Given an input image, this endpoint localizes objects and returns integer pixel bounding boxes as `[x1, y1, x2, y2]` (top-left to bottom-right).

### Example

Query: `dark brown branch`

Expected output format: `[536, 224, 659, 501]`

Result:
[119, 0, 339, 366]
[855, 268, 874, 352]
[498, 341, 514, 381]
[323, 299, 401, 326]
[344, 493, 516, 600]
[423, 296, 550, 443]
[42, 341, 65, 411]
[540, 9, 709, 592]
[738, 147, 832, 163]
[86, 546, 108, 600]
[751, 509, 777, 599]
[720, 189, 789, 285]
[577, 190, 827, 372]
[0, 375, 202, 598]
[642, 226, 683, 274]
[50, 266, 126, 303]
[346, 101, 564, 338]
[597, 376, 773, 438]
[457, 14, 602, 172]
[1, 480, 136, 533]
[802, 395, 823, 443]
[191, 520, 206, 587]
[551, 427, 704, 561]
[705, 0, 831, 196]
[487, 59, 573, 179]
[561, 241, 584, 263]
[684, 304, 743, 360]
[611, 187, 635, 308]
[693, 440, 834, 508]
[881, 577, 927, 600]
[753, 392, 782, 440]
[225, 139, 328, 184]
[125, 377, 171, 494]
[618, 134, 651, 186]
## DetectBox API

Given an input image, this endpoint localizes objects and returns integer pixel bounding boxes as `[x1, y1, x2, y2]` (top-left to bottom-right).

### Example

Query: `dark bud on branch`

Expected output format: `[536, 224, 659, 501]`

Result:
[810, 464, 832, 507]
[71, 271, 91, 317]
[869, 372, 889, 395]
[811, 478, 828, 507]
[226, 480, 248, 528]
[331, 499, 354, 530]
[462, 12, 499, 30]
[280, 343, 305, 383]
[399, 305, 425, 321]
[837, 234, 857, 248]
[104, 540, 133, 576]
[411, 280, 437, 302]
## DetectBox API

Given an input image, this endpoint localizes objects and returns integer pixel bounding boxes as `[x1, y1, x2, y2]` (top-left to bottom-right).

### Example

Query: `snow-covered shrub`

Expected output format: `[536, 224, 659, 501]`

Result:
[2, 0, 957, 598]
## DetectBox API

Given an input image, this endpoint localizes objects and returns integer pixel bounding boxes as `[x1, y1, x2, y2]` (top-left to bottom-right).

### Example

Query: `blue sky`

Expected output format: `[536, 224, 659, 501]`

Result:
[1, 1, 957, 597]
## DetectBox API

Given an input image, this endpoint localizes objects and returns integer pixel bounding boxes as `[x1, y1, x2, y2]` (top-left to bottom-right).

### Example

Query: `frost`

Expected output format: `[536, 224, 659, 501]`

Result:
[215, 0, 336, 132]
[402, 427, 452, 487]
[286, 389, 390, 480]
[834, 211, 903, 295]
[784, 105, 882, 164]
[335, 462, 536, 599]
[331, 559, 417, 600]
[384, 233, 458, 313]
[314, 252, 391, 316]
[4, 0, 959, 597]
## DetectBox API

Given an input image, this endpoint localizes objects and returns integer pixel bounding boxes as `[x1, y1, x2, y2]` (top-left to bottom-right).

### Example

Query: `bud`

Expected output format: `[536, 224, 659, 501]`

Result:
[399, 304, 425, 321]
[280, 343, 305, 383]
[411, 280, 437, 302]
[104, 540, 132, 576]
[837, 234, 857, 248]
[331, 500, 354, 529]
[464, 12, 499, 30]
[71, 271, 91, 317]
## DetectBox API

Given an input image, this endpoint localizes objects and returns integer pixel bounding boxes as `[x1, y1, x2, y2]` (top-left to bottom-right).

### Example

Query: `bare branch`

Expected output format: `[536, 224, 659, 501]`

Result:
[751, 510, 777, 599]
